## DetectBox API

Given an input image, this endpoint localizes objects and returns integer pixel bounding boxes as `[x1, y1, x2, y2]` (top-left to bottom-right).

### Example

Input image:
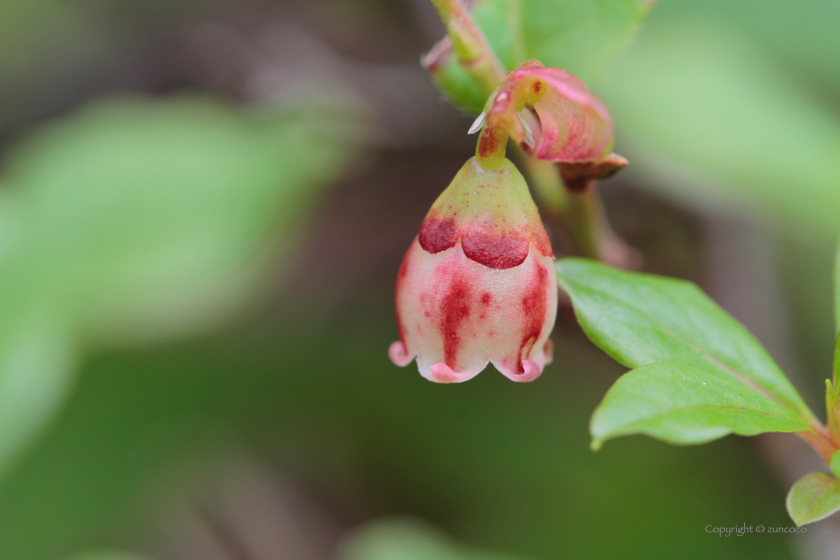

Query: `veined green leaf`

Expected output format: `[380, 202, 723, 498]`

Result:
[556, 258, 815, 428]
[590, 361, 810, 449]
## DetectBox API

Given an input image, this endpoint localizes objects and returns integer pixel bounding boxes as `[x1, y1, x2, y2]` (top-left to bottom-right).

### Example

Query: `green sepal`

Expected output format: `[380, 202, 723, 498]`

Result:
[831, 451, 840, 479]
[786, 472, 840, 526]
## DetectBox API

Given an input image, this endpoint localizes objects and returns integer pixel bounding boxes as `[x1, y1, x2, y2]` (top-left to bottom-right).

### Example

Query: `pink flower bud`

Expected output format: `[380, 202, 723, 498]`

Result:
[478, 61, 628, 190]
[389, 157, 557, 383]
[485, 61, 614, 163]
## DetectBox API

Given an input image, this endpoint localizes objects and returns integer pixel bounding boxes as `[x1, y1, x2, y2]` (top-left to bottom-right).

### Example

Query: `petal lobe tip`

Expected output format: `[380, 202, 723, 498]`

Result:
[388, 341, 414, 367]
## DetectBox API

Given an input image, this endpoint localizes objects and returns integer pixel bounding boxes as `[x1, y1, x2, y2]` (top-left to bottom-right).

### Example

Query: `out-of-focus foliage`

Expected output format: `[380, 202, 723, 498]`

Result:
[338, 519, 529, 560]
[786, 472, 840, 527]
[428, 0, 652, 113]
[0, 94, 362, 483]
[651, 0, 840, 93]
[472, 0, 653, 79]
[599, 19, 840, 240]
[834, 244, 840, 335]
[64, 550, 150, 560]
[0, 311, 795, 560]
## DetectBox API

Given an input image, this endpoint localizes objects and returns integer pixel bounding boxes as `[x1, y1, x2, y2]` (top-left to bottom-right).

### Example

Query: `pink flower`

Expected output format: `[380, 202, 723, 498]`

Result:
[485, 60, 614, 163]
[389, 156, 557, 383]
[481, 60, 628, 191]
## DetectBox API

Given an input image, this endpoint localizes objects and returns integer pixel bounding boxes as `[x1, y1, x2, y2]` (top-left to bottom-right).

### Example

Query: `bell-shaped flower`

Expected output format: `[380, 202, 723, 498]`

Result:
[389, 156, 557, 383]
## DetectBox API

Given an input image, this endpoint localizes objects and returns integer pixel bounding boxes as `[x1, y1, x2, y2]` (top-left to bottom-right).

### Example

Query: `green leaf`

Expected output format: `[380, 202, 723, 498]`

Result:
[831, 451, 840, 479]
[429, 0, 652, 112]
[835, 241, 840, 336]
[556, 258, 816, 447]
[590, 361, 810, 449]
[337, 519, 530, 560]
[557, 258, 812, 419]
[428, 52, 487, 114]
[786, 472, 840, 526]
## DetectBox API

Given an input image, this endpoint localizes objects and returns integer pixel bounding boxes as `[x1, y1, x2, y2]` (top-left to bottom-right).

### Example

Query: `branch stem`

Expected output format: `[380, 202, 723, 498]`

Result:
[429, 0, 633, 265]
[475, 126, 509, 169]
[516, 151, 568, 215]
[799, 429, 838, 465]
[429, 0, 505, 92]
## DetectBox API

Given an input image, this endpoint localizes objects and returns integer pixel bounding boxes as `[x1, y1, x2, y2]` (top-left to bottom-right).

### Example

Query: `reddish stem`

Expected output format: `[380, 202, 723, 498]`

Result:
[799, 427, 838, 465]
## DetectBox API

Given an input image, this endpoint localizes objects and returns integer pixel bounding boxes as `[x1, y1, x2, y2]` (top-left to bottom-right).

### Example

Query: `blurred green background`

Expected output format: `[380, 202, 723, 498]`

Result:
[0, 0, 838, 559]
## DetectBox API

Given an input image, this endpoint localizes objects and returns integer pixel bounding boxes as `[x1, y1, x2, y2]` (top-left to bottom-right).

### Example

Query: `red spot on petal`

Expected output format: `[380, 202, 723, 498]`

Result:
[530, 224, 554, 257]
[440, 276, 471, 369]
[517, 263, 549, 373]
[533, 80, 542, 94]
[481, 292, 491, 305]
[462, 229, 529, 269]
[419, 216, 457, 253]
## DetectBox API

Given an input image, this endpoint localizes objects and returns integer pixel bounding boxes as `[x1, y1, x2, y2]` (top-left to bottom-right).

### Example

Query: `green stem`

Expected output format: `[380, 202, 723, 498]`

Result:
[429, 0, 505, 93]
[475, 126, 508, 169]
[428, 0, 633, 265]
[565, 188, 638, 268]
[829, 382, 840, 447]
[514, 146, 568, 215]
[565, 190, 602, 259]
[514, 146, 635, 266]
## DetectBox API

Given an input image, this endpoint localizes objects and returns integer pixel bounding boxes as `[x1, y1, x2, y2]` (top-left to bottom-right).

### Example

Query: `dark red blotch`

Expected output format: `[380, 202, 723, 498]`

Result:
[419, 217, 458, 253]
[462, 230, 529, 269]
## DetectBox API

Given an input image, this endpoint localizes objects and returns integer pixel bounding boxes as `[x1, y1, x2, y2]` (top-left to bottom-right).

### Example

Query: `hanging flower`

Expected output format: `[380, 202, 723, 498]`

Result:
[389, 156, 557, 383]
[479, 60, 628, 191]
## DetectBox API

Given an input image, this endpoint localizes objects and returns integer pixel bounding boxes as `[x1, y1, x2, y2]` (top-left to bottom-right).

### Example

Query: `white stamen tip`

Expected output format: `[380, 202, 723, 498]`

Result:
[519, 110, 534, 148]
[468, 112, 486, 134]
